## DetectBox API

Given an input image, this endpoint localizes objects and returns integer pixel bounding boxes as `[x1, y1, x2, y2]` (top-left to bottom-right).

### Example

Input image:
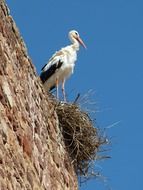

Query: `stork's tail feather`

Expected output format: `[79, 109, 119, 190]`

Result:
[49, 85, 56, 91]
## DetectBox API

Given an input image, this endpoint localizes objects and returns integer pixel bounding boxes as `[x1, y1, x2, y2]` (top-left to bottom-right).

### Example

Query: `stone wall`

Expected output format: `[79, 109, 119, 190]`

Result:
[0, 0, 78, 189]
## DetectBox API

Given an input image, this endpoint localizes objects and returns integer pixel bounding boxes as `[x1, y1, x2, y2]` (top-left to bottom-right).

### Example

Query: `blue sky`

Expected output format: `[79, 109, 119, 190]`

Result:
[6, 0, 143, 189]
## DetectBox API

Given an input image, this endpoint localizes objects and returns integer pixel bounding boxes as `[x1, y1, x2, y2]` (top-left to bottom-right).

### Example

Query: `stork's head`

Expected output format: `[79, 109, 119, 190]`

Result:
[69, 30, 86, 49]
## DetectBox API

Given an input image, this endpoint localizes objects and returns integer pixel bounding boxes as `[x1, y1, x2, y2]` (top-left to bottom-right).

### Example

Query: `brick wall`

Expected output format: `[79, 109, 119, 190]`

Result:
[0, 1, 78, 189]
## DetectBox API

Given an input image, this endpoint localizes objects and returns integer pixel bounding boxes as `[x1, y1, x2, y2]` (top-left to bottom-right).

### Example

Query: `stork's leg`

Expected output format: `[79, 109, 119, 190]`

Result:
[62, 79, 66, 102]
[56, 77, 59, 100]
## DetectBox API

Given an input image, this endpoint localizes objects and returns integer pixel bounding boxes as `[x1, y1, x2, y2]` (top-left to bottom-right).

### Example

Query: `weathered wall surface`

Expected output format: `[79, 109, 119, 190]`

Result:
[0, 0, 78, 189]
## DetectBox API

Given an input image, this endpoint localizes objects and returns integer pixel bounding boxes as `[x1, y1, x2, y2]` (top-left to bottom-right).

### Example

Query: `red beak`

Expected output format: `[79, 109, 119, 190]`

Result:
[76, 36, 87, 49]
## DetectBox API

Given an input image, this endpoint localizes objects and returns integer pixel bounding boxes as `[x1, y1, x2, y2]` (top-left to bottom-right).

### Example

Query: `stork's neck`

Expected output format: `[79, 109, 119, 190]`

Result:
[72, 42, 80, 51]
[70, 37, 80, 51]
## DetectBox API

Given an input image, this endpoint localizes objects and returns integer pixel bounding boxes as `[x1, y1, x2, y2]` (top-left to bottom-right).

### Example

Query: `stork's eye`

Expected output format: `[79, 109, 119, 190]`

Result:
[75, 32, 78, 36]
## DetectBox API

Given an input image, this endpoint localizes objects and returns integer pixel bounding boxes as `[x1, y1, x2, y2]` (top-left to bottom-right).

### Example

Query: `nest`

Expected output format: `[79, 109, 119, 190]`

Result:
[56, 101, 109, 177]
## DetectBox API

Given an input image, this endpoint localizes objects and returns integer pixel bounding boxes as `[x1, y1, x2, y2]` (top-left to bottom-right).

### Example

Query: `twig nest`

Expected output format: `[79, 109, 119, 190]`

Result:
[56, 102, 108, 176]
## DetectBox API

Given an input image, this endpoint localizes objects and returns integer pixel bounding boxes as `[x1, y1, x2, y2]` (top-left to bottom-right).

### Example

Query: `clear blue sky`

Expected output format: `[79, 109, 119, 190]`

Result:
[6, 0, 143, 189]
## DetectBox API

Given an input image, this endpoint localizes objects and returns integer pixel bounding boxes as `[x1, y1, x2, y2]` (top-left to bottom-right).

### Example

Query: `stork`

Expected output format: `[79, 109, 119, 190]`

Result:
[40, 30, 86, 102]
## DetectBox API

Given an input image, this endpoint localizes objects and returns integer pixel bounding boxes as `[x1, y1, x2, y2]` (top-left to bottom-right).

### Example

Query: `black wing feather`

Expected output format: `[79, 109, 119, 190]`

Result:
[40, 60, 63, 84]
[41, 63, 47, 71]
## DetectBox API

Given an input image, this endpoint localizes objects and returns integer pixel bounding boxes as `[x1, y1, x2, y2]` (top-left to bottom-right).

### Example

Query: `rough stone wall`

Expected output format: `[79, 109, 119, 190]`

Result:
[0, 0, 78, 189]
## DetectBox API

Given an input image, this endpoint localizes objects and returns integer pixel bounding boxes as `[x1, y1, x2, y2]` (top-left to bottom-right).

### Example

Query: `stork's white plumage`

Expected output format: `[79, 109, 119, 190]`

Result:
[40, 30, 86, 101]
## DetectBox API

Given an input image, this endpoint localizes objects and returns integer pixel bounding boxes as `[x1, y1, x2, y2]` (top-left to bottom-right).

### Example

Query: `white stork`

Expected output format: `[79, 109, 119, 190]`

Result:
[40, 30, 86, 101]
